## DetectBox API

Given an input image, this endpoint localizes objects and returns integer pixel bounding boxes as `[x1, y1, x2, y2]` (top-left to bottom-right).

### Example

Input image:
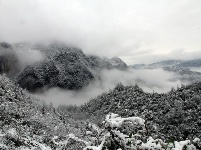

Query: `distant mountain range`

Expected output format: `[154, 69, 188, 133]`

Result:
[130, 60, 183, 69]
[130, 59, 201, 70]
[177, 58, 201, 68]
[130, 59, 201, 83]
[0, 41, 128, 92]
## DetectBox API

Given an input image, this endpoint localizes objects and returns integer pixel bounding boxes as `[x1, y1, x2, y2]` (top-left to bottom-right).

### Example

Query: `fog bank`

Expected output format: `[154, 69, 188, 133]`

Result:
[38, 69, 183, 106]
[15, 48, 45, 70]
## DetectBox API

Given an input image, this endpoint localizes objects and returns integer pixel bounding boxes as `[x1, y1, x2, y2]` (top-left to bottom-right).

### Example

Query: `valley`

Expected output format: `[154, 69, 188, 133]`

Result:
[0, 41, 201, 149]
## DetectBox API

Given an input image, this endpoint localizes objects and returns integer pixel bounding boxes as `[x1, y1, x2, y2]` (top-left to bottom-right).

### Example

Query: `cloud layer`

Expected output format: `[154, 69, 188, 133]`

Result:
[15, 47, 45, 70]
[0, 0, 201, 64]
[38, 69, 183, 106]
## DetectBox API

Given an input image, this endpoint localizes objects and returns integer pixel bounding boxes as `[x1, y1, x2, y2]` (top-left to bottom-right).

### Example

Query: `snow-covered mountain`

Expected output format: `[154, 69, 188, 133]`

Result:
[1, 41, 200, 149]
[130, 59, 201, 70]
[1, 41, 128, 92]
[89, 55, 128, 70]
[130, 59, 201, 83]
[176, 58, 201, 68]
[130, 60, 183, 69]
[16, 42, 95, 92]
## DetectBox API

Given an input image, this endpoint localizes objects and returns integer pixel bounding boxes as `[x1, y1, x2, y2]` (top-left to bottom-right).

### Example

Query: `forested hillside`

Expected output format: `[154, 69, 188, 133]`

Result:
[1, 0, 201, 149]
[1, 73, 200, 149]
[0, 42, 128, 92]
[1, 40, 201, 150]
[81, 83, 201, 141]
[0, 74, 89, 149]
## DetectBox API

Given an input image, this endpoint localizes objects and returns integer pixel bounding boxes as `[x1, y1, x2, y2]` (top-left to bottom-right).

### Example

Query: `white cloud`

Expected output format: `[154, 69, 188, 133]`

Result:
[15, 48, 45, 69]
[38, 69, 182, 106]
[0, 0, 201, 64]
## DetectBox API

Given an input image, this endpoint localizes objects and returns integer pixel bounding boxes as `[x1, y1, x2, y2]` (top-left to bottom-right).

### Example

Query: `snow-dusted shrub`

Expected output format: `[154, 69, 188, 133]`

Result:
[83, 113, 199, 150]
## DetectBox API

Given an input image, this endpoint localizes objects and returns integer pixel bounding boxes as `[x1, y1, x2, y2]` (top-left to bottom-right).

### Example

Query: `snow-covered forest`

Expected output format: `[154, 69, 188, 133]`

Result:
[0, 74, 201, 149]
[1, 0, 201, 149]
[0, 41, 201, 149]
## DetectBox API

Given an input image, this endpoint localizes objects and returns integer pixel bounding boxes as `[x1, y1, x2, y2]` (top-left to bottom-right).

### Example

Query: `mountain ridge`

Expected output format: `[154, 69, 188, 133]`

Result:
[0, 41, 128, 92]
[130, 58, 201, 69]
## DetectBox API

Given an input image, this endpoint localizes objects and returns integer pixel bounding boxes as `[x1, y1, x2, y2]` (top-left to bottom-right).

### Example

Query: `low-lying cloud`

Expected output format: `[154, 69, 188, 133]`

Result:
[38, 68, 183, 106]
[15, 47, 45, 70]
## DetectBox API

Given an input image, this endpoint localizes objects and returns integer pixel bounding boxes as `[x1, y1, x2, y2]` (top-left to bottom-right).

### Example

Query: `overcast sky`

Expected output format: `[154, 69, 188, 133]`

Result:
[0, 0, 201, 64]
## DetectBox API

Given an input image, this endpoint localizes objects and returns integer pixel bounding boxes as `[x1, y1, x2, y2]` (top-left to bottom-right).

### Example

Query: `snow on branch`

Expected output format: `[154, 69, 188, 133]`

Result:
[103, 113, 145, 128]
[83, 113, 199, 150]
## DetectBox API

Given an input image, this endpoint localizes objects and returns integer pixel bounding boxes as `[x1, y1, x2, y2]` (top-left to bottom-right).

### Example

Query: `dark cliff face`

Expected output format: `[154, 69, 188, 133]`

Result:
[0, 42, 19, 77]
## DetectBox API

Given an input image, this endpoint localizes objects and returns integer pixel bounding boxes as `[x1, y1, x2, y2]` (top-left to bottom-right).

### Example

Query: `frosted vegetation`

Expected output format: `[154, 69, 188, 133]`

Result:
[0, 41, 201, 150]
[0, 74, 201, 149]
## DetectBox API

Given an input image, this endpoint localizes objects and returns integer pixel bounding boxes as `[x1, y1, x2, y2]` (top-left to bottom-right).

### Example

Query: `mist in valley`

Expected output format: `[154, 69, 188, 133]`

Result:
[1, 45, 189, 106]
[37, 68, 183, 106]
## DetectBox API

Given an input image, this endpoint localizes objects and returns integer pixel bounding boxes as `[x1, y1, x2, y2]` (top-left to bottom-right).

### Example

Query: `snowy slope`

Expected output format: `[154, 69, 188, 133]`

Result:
[12, 42, 128, 92]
